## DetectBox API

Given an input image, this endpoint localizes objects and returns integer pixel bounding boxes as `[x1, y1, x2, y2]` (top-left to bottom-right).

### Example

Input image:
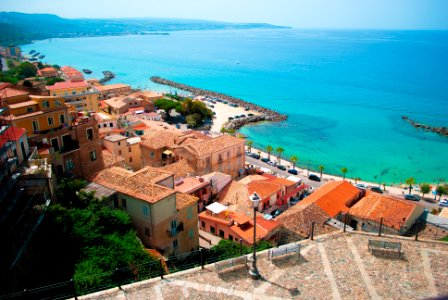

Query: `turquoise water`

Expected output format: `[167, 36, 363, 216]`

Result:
[22, 29, 448, 184]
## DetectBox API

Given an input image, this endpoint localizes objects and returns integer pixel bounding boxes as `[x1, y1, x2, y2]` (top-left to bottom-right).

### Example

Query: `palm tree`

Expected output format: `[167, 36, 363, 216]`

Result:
[405, 177, 416, 194]
[318, 165, 325, 179]
[420, 183, 430, 199]
[276, 147, 284, 164]
[436, 185, 447, 200]
[341, 167, 348, 180]
[246, 141, 253, 153]
[257, 150, 261, 157]
[290, 155, 298, 169]
[266, 145, 273, 161]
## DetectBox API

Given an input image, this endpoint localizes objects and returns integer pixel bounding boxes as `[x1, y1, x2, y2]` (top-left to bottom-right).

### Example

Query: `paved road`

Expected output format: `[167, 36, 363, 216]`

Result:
[1, 57, 8, 71]
[245, 155, 439, 210]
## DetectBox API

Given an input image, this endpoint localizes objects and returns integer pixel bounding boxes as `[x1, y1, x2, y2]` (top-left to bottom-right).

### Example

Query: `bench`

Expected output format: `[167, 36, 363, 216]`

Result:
[368, 240, 402, 257]
[215, 256, 247, 273]
[268, 243, 301, 263]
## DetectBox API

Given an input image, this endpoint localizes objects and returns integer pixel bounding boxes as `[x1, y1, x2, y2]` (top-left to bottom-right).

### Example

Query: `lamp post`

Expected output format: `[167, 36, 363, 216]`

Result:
[249, 192, 261, 279]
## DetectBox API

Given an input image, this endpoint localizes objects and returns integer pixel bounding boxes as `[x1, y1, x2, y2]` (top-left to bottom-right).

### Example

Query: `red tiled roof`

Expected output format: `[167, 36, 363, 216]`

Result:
[0, 88, 29, 99]
[0, 126, 26, 148]
[298, 181, 360, 217]
[176, 193, 199, 210]
[247, 180, 281, 199]
[349, 191, 425, 230]
[46, 81, 88, 91]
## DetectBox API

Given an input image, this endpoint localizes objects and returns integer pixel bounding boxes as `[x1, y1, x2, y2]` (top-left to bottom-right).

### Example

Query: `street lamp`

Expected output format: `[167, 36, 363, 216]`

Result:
[249, 192, 261, 279]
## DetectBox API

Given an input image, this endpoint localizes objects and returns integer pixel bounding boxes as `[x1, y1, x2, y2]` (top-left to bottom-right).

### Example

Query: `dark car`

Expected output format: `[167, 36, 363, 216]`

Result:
[404, 194, 420, 201]
[287, 169, 298, 175]
[270, 209, 283, 218]
[277, 165, 287, 171]
[370, 186, 384, 194]
[249, 153, 260, 159]
[261, 157, 270, 163]
[290, 197, 300, 205]
[308, 174, 321, 182]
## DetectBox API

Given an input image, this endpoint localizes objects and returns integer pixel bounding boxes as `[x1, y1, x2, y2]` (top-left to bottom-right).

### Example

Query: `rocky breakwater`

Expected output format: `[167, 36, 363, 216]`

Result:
[150, 76, 287, 129]
[99, 71, 115, 84]
[402, 116, 448, 137]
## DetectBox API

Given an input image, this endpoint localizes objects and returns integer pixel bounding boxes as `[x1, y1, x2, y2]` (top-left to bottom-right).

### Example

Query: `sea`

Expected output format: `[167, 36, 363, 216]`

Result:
[22, 29, 448, 184]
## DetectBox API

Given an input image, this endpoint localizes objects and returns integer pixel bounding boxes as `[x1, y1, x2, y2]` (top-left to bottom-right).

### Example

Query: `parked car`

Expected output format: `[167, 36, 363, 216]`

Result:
[308, 174, 321, 182]
[404, 194, 420, 201]
[277, 165, 286, 171]
[290, 197, 300, 205]
[370, 186, 384, 194]
[270, 209, 283, 218]
[261, 158, 270, 163]
[267, 161, 276, 166]
[439, 199, 448, 207]
[355, 183, 367, 189]
[249, 153, 260, 159]
[287, 169, 298, 175]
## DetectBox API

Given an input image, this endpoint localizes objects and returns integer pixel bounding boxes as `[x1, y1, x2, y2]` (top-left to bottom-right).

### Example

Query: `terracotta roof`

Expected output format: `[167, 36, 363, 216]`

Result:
[89, 167, 175, 203]
[298, 181, 360, 217]
[140, 130, 181, 149]
[0, 88, 29, 99]
[46, 81, 88, 91]
[102, 149, 125, 169]
[238, 175, 268, 185]
[220, 180, 251, 214]
[8, 100, 38, 109]
[39, 67, 57, 72]
[95, 84, 131, 92]
[176, 193, 199, 210]
[180, 134, 244, 157]
[161, 160, 196, 180]
[0, 126, 26, 148]
[174, 176, 209, 194]
[230, 216, 279, 244]
[349, 191, 425, 230]
[231, 212, 251, 225]
[276, 202, 331, 237]
[248, 180, 281, 199]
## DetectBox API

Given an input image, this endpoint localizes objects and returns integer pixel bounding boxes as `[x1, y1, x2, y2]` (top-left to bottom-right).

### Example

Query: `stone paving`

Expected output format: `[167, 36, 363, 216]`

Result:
[79, 232, 448, 300]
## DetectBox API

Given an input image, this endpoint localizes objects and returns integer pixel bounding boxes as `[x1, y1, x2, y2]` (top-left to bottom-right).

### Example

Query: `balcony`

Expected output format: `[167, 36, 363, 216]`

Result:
[167, 222, 184, 237]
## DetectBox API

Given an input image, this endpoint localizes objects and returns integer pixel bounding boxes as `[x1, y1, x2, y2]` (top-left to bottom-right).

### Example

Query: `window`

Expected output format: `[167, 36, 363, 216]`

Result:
[103, 124, 107, 128]
[227, 151, 230, 159]
[109, 122, 113, 127]
[229, 234, 234, 241]
[118, 142, 121, 146]
[187, 206, 193, 220]
[118, 150, 122, 155]
[150, 151, 154, 157]
[122, 198, 127, 208]
[55, 100, 62, 106]
[173, 240, 178, 248]
[42, 101, 49, 108]
[188, 228, 194, 239]
[72, 91, 76, 95]
[59, 114, 65, 125]
[201, 221, 205, 228]
[48, 117, 54, 126]
[66, 158, 74, 170]
[32, 120, 39, 131]
[129, 157, 133, 163]
[90, 150, 97, 161]
[210, 226, 215, 234]
[219, 230, 224, 238]
[171, 219, 177, 229]
[142, 205, 149, 217]
[98, 125, 101, 128]
[27, 107, 33, 113]
[128, 147, 132, 152]
[144, 227, 150, 237]
[53, 93, 56, 96]
[86, 128, 93, 140]
[114, 198, 119, 208]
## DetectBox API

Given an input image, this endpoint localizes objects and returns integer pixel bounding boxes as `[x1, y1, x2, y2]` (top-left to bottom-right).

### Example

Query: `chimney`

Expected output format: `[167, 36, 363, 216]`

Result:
[199, 177, 204, 183]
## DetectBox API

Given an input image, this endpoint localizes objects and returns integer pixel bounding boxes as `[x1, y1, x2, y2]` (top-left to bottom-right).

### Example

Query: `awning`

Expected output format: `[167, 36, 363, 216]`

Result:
[163, 150, 173, 155]
[206, 202, 228, 214]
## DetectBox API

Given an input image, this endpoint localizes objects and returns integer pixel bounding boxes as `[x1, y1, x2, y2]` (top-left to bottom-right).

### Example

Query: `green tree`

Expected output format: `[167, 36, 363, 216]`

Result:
[209, 239, 272, 261]
[276, 147, 284, 164]
[436, 185, 447, 200]
[46, 77, 65, 86]
[17, 61, 37, 78]
[266, 145, 273, 161]
[290, 155, 298, 169]
[405, 177, 416, 194]
[420, 183, 431, 198]
[186, 113, 202, 128]
[56, 178, 87, 208]
[319, 165, 325, 179]
[246, 141, 253, 153]
[341, 167, 348, 180]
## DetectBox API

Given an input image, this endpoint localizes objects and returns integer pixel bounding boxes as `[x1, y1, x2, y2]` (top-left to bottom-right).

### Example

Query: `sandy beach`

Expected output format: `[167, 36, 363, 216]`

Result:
[196, 97, 261, 133]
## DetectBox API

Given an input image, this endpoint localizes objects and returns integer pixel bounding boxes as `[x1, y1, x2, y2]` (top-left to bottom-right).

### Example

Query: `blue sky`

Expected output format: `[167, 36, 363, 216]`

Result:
[1, 0, 448, 29]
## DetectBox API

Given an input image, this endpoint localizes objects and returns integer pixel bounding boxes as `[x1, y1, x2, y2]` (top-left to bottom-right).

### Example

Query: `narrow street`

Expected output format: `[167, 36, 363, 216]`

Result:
[1, 57, 8, 71]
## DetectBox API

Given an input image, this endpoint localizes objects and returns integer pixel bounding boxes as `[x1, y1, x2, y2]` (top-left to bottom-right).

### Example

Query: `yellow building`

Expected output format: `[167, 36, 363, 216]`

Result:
[0, 88, 73, 138]
[46, 81, 99, 112]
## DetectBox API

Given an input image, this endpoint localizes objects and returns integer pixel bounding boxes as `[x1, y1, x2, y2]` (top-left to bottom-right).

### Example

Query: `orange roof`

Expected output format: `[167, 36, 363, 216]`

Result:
[0, 88, 29, 99]
[102, 149, 125, 168]
[349, 191, 425, 230]
[0, 126, 26, 148]
[230, 216, 279, 244]
[298, 181, 360, 217]
[46, 81, 88, 91]
[90, 167, 175, 203]
[95, 83, 131, 91]
[230, 212, 251, 225]
[179, 134, 244, 157]
[39, 67, 57, 73]
[160, 159, 195, 180]
[176, 193, 198, 210]
[248, 180, 281, 199]
[174, 177, 209, 194]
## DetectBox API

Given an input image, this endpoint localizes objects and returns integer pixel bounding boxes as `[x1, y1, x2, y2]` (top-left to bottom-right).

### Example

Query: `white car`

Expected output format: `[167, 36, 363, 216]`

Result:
[439, 199, 448, 207]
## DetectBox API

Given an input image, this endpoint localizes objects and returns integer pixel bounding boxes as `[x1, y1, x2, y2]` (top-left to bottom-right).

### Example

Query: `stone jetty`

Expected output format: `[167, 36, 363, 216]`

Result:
[150, 76, 287, 130]
[99, 71, 115, 84]
[402, 116, 448, 137]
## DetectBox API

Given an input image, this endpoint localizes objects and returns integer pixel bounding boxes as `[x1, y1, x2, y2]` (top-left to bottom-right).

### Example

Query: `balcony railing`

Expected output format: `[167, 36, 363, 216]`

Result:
[167, 222, 184, 237]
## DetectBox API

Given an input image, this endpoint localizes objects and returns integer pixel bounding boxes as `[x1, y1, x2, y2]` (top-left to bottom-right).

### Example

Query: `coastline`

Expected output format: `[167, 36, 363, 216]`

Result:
[150, 76, 287, 130]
